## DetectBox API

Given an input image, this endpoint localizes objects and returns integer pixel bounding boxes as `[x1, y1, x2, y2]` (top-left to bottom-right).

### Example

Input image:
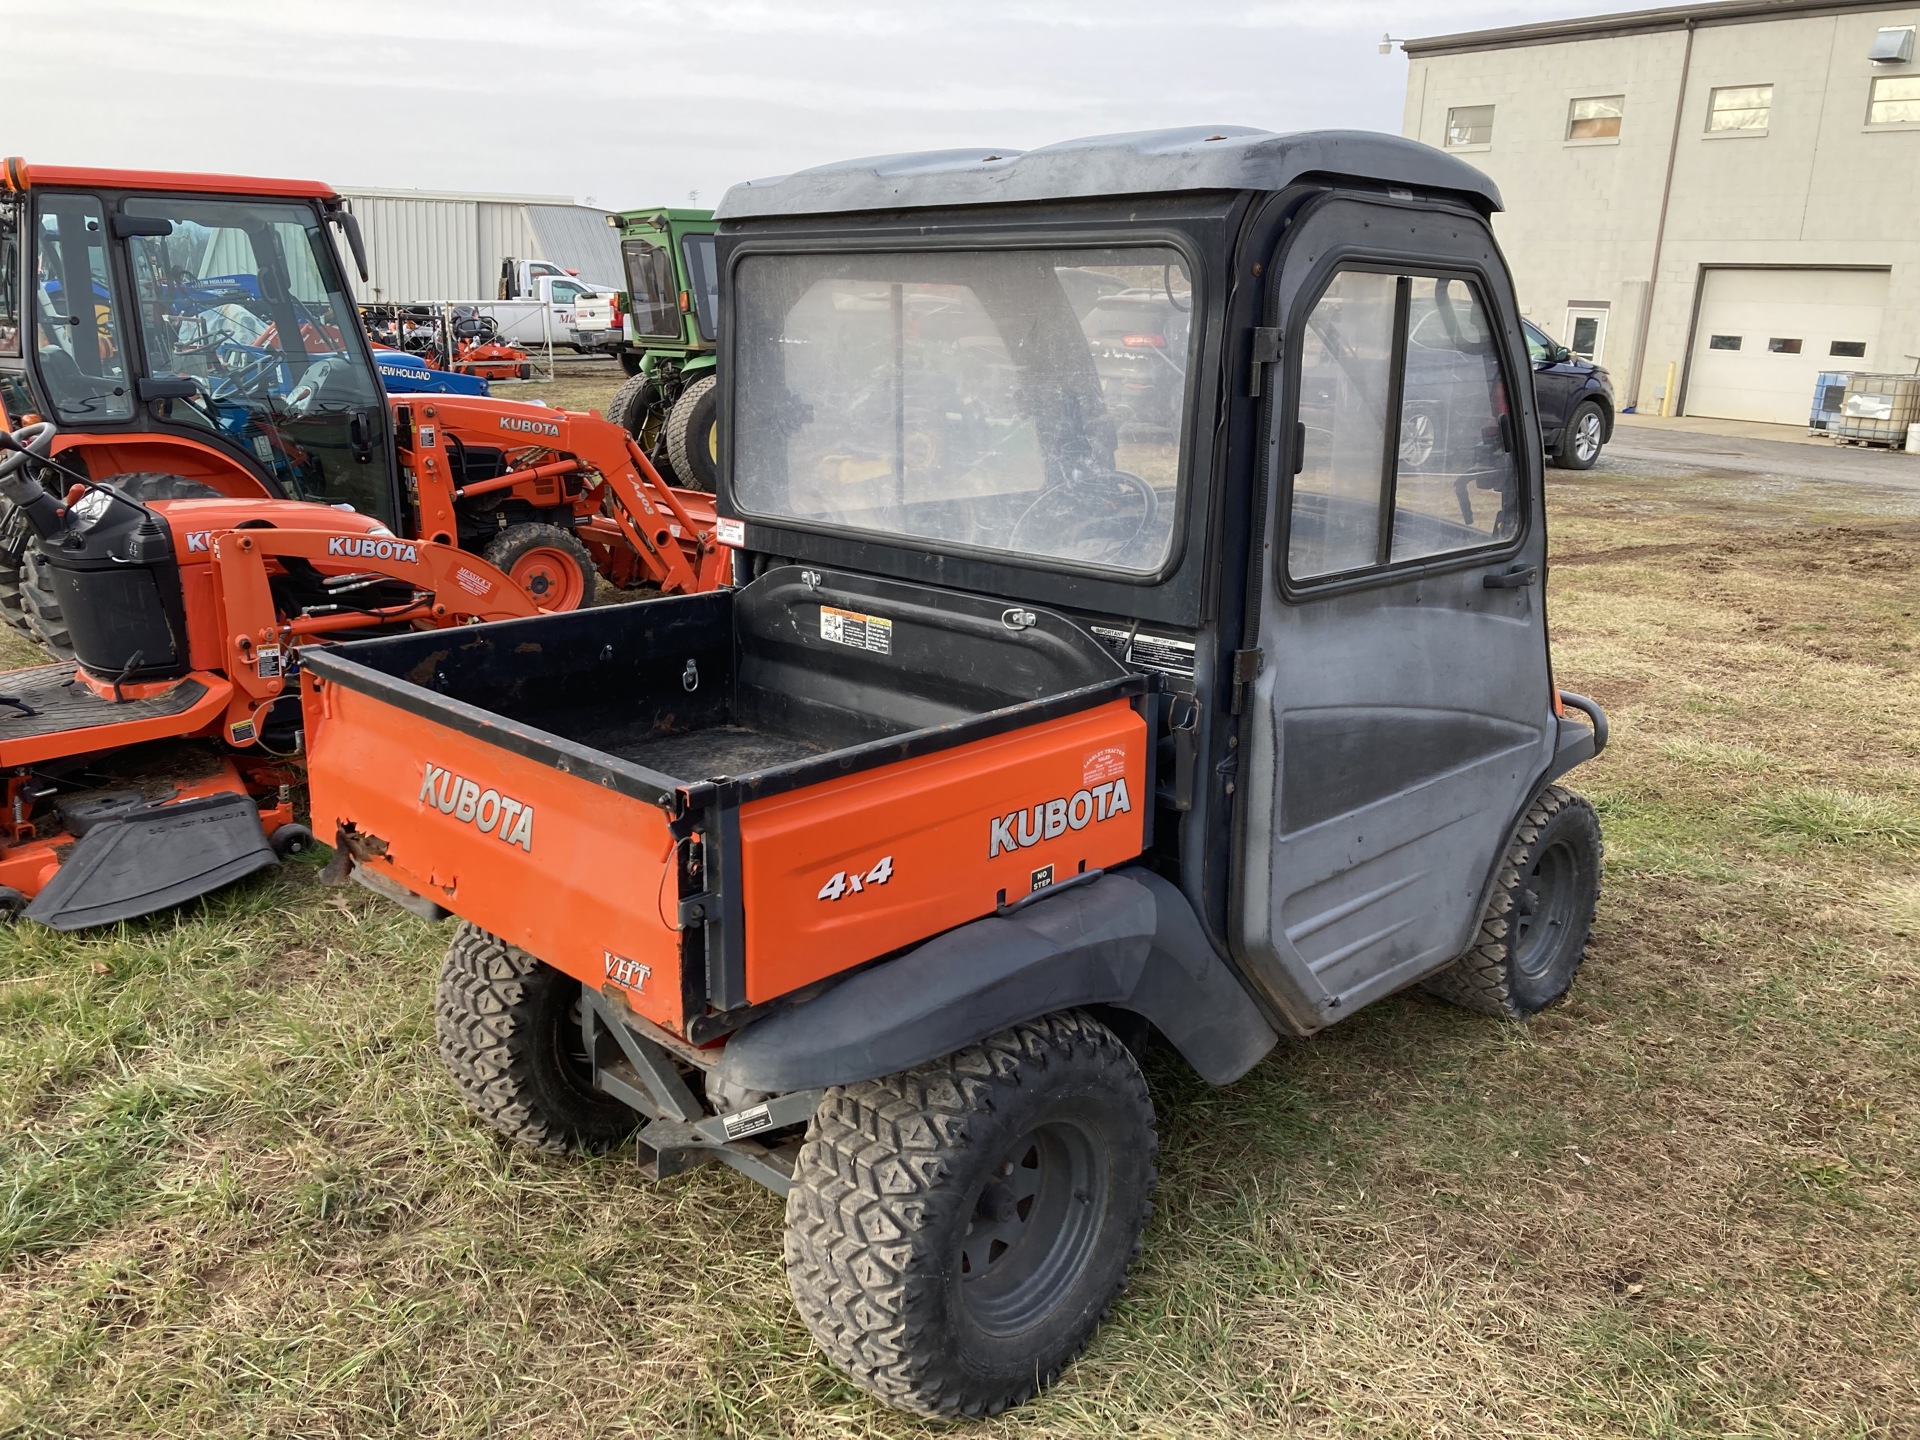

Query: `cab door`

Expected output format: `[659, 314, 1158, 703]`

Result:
[1232, 194, 1556, 1028]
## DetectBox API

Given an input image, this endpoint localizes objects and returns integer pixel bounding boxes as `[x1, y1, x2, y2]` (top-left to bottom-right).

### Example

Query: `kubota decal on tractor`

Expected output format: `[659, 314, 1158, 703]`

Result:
[305, 127, 1611, 1420]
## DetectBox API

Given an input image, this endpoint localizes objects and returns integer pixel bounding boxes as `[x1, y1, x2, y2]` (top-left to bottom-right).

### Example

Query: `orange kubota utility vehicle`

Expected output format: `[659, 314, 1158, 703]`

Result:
[0, 157, 726, 651]
[305, 128, 1610, 1418]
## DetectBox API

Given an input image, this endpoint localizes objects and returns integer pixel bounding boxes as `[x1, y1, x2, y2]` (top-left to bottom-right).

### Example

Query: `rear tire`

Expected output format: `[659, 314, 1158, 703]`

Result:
[1420, 784, 1603, 1019]
[665, 374, 718, 493]
[483, 522, 596, 612]
[435, 922, 638, 1154]
[1554, 401, 1606, 471]
[785, 1010, 1157, 1418]
[108, 472, 225, 501]
[0, 501, 32, 635]
[21, 548, 73, 661]
[619, 351, 643, 377]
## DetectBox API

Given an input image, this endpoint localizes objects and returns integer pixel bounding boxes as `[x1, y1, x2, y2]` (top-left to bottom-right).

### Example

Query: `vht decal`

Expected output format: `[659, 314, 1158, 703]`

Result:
[419, 763, 534, 851]
[604, 951, 651, 994]
[989, 780, 1131, 858]
[499, 414, 562, 440]
[328, 535, 419, 564]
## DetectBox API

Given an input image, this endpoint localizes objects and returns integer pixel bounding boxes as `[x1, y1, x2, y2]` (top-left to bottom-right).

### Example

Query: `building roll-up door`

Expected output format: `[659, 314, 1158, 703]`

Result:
[1685, 268, 1889, 424]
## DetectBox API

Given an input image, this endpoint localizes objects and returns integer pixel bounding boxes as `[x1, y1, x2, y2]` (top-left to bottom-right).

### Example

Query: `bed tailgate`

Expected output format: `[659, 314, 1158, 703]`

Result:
[304, 673, 686, 1032]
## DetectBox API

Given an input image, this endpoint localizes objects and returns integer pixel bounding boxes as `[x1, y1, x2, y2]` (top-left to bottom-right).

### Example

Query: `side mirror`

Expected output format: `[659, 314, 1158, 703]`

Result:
[1554, 345, 1572, 363]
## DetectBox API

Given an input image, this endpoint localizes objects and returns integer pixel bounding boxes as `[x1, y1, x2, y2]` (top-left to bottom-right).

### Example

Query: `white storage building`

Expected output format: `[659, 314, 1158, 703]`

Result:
[336, 187, 626, 304]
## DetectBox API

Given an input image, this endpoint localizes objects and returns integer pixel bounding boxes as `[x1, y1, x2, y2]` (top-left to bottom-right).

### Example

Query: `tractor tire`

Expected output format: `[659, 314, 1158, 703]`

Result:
[785, 1010, 1158, 1419]
[1420, 784, 1604, 1019]
[1553, 401, 1607, 471]
[435, 922, 638, 1155]
[606, 371, 679, 485]
[107, 472, 225, 501]
[665, 374, 718, 493]
[483, 522, 596, 613]
[3, 472, 217, 648]
[20, 549, 73, 661]
[0, 500, 32, 635]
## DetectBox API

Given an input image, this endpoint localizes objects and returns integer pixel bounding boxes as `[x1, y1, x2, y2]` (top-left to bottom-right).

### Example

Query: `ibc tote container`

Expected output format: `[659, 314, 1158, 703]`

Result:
[1836, 373, 1920, 447]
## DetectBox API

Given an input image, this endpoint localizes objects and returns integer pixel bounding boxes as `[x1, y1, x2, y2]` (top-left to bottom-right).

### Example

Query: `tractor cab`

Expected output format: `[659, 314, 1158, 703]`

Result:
[0, 159, 402, 530]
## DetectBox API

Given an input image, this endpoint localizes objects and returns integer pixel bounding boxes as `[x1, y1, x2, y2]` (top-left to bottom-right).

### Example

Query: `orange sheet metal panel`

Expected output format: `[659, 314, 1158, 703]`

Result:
[306, 681, 684, 1031]
[737, 699, 1147, 1005]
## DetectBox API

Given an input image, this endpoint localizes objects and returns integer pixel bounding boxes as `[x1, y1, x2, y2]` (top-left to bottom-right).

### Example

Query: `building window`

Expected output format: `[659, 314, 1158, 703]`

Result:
[1708, 84, 1773, 131]
[1568, 95, 1624, 139]
[1767, 338, 1803, 354]
[1709, 335, 1742, 351]
[1446, 105, 1495, 147]
[1868, 75, 1920, 124]
[1831, 340, 1868, 358]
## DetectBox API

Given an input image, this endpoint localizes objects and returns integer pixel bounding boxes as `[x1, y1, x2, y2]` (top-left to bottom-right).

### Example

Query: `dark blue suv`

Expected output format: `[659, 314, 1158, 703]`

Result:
[1523, 319, 1614, 470]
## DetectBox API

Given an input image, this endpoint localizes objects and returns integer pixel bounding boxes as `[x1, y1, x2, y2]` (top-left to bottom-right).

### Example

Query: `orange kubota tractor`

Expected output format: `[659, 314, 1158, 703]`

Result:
[0, 157, 726, 662]
[0, 418, 547, 928]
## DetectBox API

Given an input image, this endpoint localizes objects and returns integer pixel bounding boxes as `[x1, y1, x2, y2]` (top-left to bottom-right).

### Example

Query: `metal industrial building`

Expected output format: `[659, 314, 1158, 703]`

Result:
[336, 187, 625, 305]
[1403, 0, 1920, 424]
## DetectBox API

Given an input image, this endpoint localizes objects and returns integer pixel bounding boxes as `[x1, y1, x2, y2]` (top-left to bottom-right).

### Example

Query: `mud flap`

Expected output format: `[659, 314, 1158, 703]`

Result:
[24, 792, 278, 932]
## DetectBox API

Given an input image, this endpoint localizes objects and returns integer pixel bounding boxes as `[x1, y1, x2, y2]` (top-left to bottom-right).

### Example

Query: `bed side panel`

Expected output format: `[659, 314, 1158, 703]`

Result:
[737, 699, 1147, 1004]
[307, 679, 684, 1031]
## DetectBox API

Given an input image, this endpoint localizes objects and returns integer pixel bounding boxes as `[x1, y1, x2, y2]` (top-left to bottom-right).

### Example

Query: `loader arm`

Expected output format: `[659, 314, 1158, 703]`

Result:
[207, 527, 539, 708]
[397, 396, 727, 595]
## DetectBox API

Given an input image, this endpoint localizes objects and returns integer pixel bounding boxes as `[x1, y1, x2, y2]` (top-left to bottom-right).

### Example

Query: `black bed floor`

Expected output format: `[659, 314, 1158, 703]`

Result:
[599, 724, 825, 781]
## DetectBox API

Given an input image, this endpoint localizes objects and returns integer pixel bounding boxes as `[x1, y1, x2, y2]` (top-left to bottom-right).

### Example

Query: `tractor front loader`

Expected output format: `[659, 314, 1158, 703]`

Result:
[0, 419, 541, 930]
[0, 157, 725, 664]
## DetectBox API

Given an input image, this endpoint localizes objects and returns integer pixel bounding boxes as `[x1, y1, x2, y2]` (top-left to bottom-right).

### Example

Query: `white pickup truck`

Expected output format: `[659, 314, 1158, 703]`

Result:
[494, 259, 621, 351]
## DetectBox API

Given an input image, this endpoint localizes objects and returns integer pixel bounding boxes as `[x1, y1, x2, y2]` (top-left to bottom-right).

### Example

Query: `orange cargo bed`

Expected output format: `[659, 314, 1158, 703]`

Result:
[302, 567, 1154, 1042]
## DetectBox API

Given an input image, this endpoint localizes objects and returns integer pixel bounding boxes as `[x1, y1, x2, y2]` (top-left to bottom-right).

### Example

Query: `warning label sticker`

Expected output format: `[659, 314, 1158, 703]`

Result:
[820, 606, 893, 655]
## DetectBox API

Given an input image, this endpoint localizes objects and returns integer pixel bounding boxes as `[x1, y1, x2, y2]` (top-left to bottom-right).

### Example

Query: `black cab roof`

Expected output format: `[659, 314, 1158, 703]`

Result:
[715, 125, 1503, 221]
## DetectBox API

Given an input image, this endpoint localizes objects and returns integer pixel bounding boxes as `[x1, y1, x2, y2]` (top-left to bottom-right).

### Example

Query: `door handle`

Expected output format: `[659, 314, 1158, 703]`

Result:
[1483, 564, 1538, 589]
[348, 411, 374, 464]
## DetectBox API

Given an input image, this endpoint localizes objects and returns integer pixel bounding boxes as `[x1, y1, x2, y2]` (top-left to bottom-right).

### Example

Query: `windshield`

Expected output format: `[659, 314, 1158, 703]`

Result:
[681, 232, 718, 343]
[0, 199, 19, 358]
[121, 197, 394, 524]
[733, 246, 1192, 576]
[622, 237, 678, 339]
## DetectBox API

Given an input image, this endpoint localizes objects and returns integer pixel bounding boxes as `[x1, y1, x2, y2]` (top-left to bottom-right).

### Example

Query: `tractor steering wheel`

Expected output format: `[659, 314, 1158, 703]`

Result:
[1006, 469, 1158, 567]
[0, 421, 57, 481]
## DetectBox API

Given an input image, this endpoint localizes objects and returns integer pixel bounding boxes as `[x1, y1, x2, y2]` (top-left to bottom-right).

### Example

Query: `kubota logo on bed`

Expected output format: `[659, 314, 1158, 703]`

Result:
[989, 778, 1132, 858]
[499, 414, 562, 439]
[419, 763, 534, 851]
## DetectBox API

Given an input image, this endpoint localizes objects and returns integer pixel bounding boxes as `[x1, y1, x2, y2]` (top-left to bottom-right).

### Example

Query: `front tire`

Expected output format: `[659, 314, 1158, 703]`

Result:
[1421, 784, 1603, 1018]
[483, 521, 597, 612]
[435, 922, 638, 1154]
[664, 374, 718, 493]
[785, 1010, 1158, 1418]
[1554, 401, 1606, 471]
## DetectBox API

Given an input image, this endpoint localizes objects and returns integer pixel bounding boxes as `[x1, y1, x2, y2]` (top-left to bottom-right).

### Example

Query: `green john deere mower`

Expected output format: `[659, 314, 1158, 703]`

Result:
[603, 206, 718, 491]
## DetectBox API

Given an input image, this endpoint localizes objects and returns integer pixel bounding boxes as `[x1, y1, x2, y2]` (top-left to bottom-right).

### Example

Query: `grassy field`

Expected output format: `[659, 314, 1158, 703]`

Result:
[1, 403, 1917, 1436]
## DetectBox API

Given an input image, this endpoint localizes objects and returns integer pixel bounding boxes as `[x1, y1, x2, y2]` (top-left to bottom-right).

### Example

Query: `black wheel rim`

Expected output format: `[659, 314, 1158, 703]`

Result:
[1513, 839, 1581, 979]
[958, 1119, 1108, 1336]
[551, 986, 602, 1101]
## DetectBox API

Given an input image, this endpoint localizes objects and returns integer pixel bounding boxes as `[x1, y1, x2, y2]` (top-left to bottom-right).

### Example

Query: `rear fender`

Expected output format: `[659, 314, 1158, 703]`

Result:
[710, 869, 1278, 1093]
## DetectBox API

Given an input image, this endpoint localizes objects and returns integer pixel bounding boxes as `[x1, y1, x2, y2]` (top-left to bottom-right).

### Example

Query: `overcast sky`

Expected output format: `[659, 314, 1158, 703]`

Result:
[8, 0, 1625, 209]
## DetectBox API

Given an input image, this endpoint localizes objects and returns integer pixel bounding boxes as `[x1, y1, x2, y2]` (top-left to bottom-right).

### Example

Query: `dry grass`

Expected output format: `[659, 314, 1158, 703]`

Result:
[2, 427, 1918, 1437]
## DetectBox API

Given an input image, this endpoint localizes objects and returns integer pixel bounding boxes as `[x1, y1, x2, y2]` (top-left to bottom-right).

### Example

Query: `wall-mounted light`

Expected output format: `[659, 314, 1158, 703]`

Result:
[1869, 26, 1915, 64]
[1380, 33, 1405, 55]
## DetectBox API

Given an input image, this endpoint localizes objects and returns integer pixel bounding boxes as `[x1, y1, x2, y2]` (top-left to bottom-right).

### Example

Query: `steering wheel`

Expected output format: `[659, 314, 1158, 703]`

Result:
[1006, 469, 1158, 566]
[207, 341, 283, 400]
[284, 358, 345, 416]
[0, 421, 57, 482]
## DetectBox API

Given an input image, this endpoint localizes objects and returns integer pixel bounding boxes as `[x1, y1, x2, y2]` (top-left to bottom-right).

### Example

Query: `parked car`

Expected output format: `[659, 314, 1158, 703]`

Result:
[1523, 317, 1614, 469]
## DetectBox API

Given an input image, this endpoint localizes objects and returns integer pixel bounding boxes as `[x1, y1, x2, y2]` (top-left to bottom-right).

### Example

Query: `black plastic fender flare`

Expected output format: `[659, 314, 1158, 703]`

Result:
[711, 869, 1279, 1094]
